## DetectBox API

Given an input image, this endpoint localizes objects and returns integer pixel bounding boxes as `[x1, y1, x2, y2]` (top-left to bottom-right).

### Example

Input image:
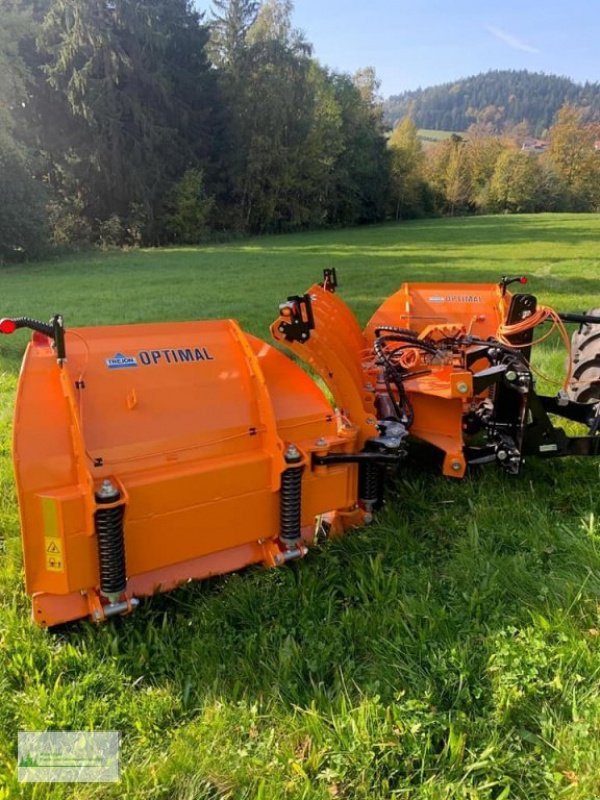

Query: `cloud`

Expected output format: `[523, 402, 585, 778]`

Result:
[485, 25, 540, 54]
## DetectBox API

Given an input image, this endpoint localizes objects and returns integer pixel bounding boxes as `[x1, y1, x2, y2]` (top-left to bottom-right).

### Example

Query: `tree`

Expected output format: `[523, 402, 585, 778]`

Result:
[209, 0, 258, 67]
[548, 105, 600, 210]
[467, 123, 506, 210]
[353, 66, 381, 107]
[162, 169, 215, 244]
[488, 149, 541, 212]
[445, 140, 472, 215]
[0, 1, 49, 258]
[247, 0, 308, 53]
[388, 117, 425, 220]
[241, 44, 313, 230]
[35, 0, 218, 241]
[427, 136, 472, 215]
[0, 138, 49, 260]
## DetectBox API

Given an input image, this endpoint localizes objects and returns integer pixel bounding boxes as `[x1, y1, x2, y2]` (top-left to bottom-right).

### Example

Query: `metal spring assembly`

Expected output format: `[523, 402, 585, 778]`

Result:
[94, 480, 127, 601]
[359, 462, 380, 511]
[280, 445, 304, 548]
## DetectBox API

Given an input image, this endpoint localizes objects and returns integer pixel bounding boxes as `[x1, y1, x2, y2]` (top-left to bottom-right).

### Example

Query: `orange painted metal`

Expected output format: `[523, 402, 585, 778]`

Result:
[364, 282, 509, 342]
[271, 283, 378, 449]
[367, 283, 512, 477]
[274, 281, 513, 481]
[13, 320, 361, 626]
[10, 279, 518, 626]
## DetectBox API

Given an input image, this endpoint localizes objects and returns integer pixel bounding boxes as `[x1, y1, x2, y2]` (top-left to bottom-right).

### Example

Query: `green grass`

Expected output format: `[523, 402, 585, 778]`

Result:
[417, 129, 462, 148]
[1, 213, 600, 799]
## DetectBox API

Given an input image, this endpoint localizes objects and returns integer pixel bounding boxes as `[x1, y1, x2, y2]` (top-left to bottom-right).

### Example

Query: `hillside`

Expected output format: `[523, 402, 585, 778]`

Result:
[384, 70, 600, 135]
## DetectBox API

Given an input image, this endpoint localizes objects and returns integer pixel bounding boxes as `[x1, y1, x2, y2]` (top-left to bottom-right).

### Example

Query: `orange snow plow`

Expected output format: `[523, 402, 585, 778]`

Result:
[3, 270, 600, 626]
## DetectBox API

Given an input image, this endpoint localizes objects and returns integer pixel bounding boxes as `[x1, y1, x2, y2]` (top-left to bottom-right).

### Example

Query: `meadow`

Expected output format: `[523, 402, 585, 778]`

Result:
[1, 213, 600, 799]
[416, 129, 459, 148]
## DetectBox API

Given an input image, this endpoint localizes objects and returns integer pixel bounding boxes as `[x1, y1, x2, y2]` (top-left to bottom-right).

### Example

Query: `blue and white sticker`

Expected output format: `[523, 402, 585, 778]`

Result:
[106, 353, 139, 370]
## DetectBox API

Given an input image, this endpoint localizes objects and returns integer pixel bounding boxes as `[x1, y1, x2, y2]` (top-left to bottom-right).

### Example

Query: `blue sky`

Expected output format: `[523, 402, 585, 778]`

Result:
[287, 0, 599, 96]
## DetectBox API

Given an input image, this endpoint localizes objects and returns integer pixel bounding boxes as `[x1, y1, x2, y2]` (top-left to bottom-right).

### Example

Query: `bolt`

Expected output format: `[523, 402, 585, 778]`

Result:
[506, 370, 518, 382]
[367, 417, 377, 426]
[285, 444, 301, 462]
[315, 437, 327, 448]
[365, 383, 375, 392]
[497, 450, 508, 462]
[97, 479, 117, 499]
[363, 513, 374, 525]
[457, 382, 469, 394]
[451, 461, 462, 472]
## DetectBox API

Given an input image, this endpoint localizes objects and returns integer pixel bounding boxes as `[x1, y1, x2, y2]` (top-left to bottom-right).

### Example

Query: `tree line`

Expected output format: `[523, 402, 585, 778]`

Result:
[390, 107, 600, 220]
[0, 3, 599, 263]
[385, 70, 600, 137]
[0, 0, 389, 259]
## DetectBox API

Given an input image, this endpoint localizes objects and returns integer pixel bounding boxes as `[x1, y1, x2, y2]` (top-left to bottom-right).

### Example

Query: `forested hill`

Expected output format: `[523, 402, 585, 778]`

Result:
[384, 70, 600, 134]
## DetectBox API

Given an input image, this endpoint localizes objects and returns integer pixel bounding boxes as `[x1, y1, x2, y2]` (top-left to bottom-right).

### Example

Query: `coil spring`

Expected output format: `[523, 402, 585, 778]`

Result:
[280, 466, 303, 545]
[95, 504, 126, 596]
[359, 462, 380, 507]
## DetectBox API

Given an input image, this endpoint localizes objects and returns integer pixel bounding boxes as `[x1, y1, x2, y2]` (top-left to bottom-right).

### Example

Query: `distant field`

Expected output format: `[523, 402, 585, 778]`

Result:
[417, 128, 463, 147]
[2, 214, 600, 799]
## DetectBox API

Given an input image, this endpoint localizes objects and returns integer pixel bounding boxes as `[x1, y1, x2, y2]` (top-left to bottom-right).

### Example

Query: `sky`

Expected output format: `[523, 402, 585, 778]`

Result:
[287, 0, 599, 97]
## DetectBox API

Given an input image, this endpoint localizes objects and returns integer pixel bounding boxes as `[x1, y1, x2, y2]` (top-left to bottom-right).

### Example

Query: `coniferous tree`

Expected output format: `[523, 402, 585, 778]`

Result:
[36, 0, 219, 241]
[209, 0, 259, 67]
[0, 1, 49, 258]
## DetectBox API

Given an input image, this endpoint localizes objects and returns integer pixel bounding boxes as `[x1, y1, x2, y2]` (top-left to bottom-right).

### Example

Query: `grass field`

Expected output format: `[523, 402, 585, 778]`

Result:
[417, 129, 462, 148]
[1, 213, 600, 799]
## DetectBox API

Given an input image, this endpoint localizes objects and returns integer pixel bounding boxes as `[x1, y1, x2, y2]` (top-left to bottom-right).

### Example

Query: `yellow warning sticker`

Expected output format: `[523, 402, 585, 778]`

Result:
[45, 536, 64, 572]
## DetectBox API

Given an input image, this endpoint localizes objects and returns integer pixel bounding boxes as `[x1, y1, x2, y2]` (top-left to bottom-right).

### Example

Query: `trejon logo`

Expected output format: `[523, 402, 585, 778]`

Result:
[106, 353, 138, 370]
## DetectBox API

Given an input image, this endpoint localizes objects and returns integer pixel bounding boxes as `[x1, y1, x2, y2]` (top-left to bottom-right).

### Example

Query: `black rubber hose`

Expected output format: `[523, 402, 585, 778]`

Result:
[13, 317, 54, 337]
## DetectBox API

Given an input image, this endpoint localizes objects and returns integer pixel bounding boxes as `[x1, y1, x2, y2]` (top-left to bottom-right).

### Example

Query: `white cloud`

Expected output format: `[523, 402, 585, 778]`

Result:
[485, 25, 540, 54]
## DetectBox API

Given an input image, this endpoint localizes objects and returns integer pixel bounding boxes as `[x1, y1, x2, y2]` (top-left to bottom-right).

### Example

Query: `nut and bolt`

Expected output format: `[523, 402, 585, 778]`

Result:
[285, 444, 301, 462]
[457, 382, 469, 395]
[97, 479, 117, 499]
